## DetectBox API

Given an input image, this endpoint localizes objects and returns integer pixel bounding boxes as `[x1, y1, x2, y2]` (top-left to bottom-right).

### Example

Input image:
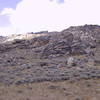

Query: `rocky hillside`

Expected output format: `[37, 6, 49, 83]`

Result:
[0, 25, 100, 85]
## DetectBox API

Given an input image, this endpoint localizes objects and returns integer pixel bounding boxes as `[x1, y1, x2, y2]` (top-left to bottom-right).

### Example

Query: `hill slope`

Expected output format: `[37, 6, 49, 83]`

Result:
[0, 25, 100, 84]
[0, 25, 100, 100]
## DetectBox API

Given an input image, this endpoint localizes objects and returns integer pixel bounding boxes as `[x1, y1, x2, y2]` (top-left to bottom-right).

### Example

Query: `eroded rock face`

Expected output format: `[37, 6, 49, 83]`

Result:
[41, 25, 100, 58]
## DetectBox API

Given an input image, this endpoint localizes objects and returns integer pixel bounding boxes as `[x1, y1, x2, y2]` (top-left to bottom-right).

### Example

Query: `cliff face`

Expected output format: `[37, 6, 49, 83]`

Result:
[0, 25, 100, 85]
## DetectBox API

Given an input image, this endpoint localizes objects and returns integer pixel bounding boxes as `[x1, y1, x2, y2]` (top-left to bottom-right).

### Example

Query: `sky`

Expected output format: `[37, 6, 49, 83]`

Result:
[0, 0, 100, 36]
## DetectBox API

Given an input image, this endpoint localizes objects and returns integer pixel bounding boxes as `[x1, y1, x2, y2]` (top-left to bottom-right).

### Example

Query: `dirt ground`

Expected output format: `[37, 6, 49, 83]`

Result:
[0, 79, 100, 100]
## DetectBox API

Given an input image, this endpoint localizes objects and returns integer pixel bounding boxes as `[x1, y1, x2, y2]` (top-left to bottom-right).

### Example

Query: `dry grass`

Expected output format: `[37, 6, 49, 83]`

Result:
[0, 79, 100, 100]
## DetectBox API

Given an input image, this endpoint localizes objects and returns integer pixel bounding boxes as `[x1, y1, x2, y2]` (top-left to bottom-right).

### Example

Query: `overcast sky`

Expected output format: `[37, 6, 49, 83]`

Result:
[0, 0, 100, 36]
